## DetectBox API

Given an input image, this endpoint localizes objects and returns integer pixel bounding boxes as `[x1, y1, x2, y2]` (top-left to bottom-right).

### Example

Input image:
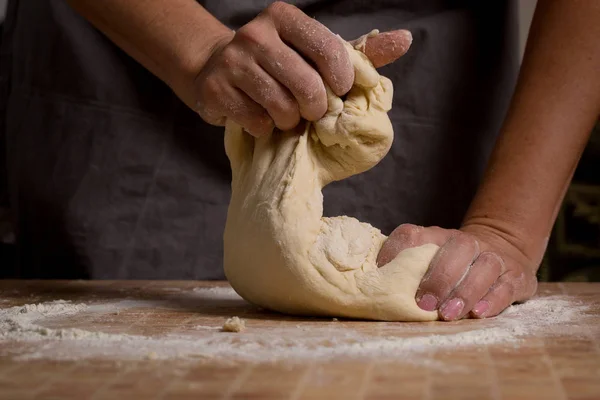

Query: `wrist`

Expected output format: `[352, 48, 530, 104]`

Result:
[167, 25, 234, 107]
[460, 216, 548, 270]
[66, 0, 235, 110]
[176, 27, 233, 82]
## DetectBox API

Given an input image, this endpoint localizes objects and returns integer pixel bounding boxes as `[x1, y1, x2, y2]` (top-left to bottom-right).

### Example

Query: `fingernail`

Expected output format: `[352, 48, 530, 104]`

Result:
[417, 294, 438, 311]
[440, 298, 464, 321]
[472, 301, 490, 318]
[400, 29, 413, 43]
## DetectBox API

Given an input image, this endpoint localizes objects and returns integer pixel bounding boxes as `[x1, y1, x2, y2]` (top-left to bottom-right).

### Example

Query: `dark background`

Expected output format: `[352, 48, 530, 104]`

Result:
[540, 121, 600, 282]
[0, 1, 598, 282]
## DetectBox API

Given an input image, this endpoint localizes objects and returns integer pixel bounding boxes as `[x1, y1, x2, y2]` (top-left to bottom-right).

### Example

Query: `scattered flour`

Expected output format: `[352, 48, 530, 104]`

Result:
[191, 286, 242, 300]
[194, 325, 221, 331]
[0, 289, 593, 364]
[0, 300, 88, 340]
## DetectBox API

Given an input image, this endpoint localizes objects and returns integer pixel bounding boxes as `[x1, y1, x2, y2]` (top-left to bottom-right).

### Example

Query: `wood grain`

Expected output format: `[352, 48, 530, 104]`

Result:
[0, 280, 598, 400]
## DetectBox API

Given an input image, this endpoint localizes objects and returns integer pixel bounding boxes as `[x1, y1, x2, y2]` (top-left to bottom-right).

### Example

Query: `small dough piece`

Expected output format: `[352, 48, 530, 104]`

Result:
[222, 317, 246, 333]
[223, 39, 440, 322]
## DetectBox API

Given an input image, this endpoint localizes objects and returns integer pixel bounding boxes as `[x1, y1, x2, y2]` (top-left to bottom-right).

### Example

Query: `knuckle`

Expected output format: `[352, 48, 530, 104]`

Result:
[449, 231, 479, 253]
[420, 265, 453, 290]
[390, 224, 423, 245]
[285, 67, 325, 109]
[516, 271, 538, 300]
[271, 107, 300, 130]
[276, 115, 300, 131]
[376, 247, 396, 267]
[227, 98, 253, 120]
[235, 24, 267, 49]
[321, 35, 347, 62]
[322, 33, 342, 49]
[528, 276, 539, 297]
[266, 1, 293, 19]
[230, 60, 254, 82]
[456, 274, 492, 305]
[298, 73, 325, 100]
[431, 270, 456, 291]
[446, 229, 462, 239]
[305, 66, 324, 87]
[478, 251, 505, 272]
[235, 102, 271, 129]
[396, 223, 422, 236]
[218, 44, 245, 69]
[451, 230, 474, 244]
[249, 116, 274, 136]
[499, 279, 516, 303]
[299, 99, 326, 121]
[214, 93, 255, 128]
[198, 78, 225, 109]
[207, 115, 226, 127]
[266, 93, 296, 115]
[202, 77, 222, 97]
[196, 106, 223, 126]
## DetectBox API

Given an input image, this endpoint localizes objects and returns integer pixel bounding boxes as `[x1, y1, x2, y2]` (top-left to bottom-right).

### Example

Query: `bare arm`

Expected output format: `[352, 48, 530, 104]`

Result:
[65, 0, 233, 108]
[65, 1, 412, 136]
[378, 0, 600, 320]
[462, 0, 600, 261]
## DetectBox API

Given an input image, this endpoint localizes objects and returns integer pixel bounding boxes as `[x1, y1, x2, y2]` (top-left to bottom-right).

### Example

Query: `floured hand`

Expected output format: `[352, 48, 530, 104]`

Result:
[192, 1, 411, 136]
[377, 224, 539, 321]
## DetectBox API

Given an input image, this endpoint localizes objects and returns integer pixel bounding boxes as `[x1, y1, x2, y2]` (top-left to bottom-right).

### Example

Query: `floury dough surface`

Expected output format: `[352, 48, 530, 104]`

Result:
[223, 38, 440, 322]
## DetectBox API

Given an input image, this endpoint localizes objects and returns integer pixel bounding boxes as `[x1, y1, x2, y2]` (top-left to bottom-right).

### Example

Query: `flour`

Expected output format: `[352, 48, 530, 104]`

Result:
[0, 290, 592, 364]
[192, 286, 242, 300]
[194, 325, 221, 331]
[0, 300, 88, 340]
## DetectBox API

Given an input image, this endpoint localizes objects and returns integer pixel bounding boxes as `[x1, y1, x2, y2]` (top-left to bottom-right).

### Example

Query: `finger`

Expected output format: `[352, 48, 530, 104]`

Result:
[415, 232, 480, 312]
[212, 84, 274, 137]
[266, 2, 354, 96]
[244, 30, 327, 122]
[376, 224, 453, 267]
[231, 62, 301, 131]
[438, 252, 504, 321]
[471, 270, 538, 319]
[351, 30, 413, 68]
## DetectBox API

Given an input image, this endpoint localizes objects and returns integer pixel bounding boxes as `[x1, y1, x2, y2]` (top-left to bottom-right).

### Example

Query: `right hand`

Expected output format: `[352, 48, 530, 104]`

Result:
[193, 2, 411, 137]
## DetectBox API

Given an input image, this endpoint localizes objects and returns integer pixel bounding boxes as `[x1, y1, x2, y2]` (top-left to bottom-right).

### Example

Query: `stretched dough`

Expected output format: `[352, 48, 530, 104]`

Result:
[223, 39, 440, 321]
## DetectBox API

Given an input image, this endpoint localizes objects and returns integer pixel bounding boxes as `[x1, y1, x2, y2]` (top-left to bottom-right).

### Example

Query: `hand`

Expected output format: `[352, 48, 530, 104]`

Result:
[376, 223, 540, 321]
[193, 2, 412, 137]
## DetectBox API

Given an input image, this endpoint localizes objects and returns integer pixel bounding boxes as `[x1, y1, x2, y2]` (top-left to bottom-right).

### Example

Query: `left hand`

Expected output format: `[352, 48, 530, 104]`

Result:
[376, 223, 540, 321]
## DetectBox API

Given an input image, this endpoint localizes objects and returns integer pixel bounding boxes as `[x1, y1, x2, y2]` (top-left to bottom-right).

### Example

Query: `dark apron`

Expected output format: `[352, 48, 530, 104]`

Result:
[0, 0, 519, 279]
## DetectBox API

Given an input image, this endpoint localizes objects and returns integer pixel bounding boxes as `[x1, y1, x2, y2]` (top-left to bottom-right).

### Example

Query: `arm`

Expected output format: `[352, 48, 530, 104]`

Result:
[66, 1, 412, 136]
[65, 0, 233, 109]
[378, 0, 600, 320]
[462, 0, 600, 261]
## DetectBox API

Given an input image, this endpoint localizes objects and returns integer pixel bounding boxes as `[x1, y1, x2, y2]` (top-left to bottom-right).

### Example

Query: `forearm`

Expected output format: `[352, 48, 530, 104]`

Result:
[462, 0, 600, 264]
[66, 0, 233, 105]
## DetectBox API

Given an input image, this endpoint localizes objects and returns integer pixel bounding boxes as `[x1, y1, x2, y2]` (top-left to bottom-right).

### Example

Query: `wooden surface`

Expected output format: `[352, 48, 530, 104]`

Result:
[0, 280, 599, 400]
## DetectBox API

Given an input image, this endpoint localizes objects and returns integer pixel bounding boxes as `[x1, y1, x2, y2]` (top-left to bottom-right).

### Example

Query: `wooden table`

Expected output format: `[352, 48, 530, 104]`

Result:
[0, 281, 599, 400]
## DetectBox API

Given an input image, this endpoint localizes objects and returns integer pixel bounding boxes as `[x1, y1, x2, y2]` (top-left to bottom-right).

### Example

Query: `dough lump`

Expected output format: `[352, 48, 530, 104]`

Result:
[223, 38, 440, 322]
[222, 317, 246, 333]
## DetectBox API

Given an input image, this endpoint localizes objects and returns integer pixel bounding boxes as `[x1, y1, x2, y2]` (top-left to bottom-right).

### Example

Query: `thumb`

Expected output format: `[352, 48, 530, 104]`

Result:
[350, 29, 413, 68]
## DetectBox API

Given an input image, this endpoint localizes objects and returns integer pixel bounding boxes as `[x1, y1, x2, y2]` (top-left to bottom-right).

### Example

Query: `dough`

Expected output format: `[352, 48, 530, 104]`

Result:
[223, 38, 440, 322]
[222, 317, 246, 333]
